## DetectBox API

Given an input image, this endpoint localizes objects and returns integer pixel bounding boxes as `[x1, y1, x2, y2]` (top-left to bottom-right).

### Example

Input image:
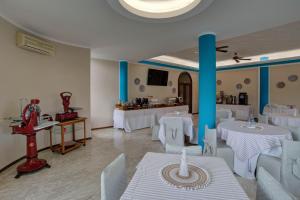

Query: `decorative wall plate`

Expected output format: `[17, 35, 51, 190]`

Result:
[244, 78, 251, 85]
[288, 75, 298, 82]
[172, 88, 176, 94]
[276, 82, 286, 89]
[134, 78, 141, 85]
[168, 81, 173, 87]
[216, 80, 222, 85]
[236, 83, 243, 90]
[139, 85, 145, 92]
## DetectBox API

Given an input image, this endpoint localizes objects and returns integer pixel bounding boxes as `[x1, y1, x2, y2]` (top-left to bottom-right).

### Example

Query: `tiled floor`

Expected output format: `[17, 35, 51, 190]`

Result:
[0, 128, 256, 200]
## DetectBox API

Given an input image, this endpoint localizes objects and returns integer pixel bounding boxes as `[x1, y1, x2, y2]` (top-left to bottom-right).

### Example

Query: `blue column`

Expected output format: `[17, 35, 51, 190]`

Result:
[119, 60, 128, 103]
[259, 57, 269, 114]
[198, 33, 216, 147]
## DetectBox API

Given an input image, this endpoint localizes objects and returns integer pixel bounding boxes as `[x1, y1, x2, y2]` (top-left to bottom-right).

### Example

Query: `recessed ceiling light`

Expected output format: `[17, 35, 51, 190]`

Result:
[119, 0, 202, 19]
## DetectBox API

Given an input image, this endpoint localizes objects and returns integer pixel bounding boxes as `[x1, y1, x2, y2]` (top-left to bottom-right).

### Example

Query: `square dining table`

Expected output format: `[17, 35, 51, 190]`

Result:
[120, 152, 249, 200]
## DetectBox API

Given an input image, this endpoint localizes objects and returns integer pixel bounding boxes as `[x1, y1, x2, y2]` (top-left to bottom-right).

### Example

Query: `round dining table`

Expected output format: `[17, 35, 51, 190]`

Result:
[158, 112, 194, 145]
[217, 121, 292, 179]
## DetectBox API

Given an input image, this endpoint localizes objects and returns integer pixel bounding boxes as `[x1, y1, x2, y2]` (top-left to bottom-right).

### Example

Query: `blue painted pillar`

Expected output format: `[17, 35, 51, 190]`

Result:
[259, 57, 269, 114]
[119, 60, 128, 103]
[198, 33, 216, 147]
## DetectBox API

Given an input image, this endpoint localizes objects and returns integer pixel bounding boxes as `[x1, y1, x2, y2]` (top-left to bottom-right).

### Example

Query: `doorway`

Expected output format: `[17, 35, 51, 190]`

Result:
[178, 72, 193, 113]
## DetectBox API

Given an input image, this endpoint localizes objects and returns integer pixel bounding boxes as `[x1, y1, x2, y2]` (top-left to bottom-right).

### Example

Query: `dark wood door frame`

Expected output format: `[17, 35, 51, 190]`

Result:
[178, 72, 193, 113]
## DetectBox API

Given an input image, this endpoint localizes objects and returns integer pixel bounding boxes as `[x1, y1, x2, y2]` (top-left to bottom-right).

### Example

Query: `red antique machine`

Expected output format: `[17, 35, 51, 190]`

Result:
[10, 99, 58, 178]
[55, 92, 78, 122]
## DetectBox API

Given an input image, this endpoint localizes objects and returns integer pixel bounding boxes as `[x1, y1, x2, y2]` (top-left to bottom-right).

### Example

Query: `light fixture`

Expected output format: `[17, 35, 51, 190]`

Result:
[119, 0, 202, 19]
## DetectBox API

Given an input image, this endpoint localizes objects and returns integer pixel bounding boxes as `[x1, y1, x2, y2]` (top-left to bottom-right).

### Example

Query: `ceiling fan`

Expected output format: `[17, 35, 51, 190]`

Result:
[232, 52, 251, 63]
[216, 45, 229, 53]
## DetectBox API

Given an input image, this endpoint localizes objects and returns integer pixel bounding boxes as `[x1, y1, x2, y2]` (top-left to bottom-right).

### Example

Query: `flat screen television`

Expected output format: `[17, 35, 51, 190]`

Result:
[147, 69, 169, 86]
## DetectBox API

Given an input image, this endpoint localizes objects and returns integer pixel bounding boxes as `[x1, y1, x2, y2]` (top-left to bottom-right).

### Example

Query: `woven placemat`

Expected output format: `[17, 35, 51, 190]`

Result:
[160, 164, 211, 190]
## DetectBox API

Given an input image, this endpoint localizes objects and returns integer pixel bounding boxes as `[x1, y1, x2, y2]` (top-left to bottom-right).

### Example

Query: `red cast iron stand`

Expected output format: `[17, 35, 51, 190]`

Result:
[12, 100, 51, 178]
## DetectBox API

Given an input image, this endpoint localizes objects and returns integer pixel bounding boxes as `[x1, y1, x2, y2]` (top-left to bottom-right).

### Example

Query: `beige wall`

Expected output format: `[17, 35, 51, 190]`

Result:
[270, 64, 300, 109]
[0, 17, 90, 168]
[90, 59, 119, 128]
[128, 63, 199, 113]
[217, 68, 259, 115]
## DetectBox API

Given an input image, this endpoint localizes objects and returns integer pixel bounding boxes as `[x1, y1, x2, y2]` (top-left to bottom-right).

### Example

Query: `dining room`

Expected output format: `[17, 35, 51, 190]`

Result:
[1, 1, 300, 200]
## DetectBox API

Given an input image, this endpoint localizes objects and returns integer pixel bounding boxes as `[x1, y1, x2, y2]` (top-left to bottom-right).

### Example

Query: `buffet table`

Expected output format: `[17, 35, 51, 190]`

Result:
[113, 105, 189, 132]
[217, 104, 252, 121]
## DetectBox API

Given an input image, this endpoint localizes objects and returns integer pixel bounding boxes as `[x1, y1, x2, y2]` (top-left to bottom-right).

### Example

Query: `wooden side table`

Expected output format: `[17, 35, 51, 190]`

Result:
[50, 117, 87, 155]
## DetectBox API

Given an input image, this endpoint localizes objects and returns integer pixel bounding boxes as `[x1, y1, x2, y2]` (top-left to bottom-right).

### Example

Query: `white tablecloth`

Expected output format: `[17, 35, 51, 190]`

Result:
[216, 104, 251, 121]
[113, 105, 189, 132]
[267, 113, 300, 128]
[158, 113, 194, 144]
[217, 121, 292, 179]
[120, 152, 249, 200]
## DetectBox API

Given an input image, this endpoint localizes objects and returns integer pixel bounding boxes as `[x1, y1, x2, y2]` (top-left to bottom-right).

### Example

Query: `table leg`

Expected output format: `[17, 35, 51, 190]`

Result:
[49, 128, 53, 151]
[72, 124, 75, 142]
[83, 120, 86, 146]
[61, 126, 65, 154]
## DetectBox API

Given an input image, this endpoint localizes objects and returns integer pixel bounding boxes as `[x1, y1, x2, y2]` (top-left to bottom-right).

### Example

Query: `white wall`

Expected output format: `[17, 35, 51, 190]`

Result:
[90, 59, 119, 129]
[128, 63, 199, 113]
[0, 16, 90, 169]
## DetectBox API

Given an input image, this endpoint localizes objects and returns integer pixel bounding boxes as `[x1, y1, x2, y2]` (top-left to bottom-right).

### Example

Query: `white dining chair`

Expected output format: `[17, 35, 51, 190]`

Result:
[101, 154, 127, 200]
[256, 167, 297, 200]
[164, 118, 184, 147]
[216, 109, 233, 124]
[287, 126, 300, 141]
[257, 154, 281, 181]
[151, 114, 160, 141]
[281, 140, 300, 198]
[203, 125, 234, 170]
[165, 144, 202, 156]
[219, 117, 235, 123]
[203, 125, 217, 156]
[258, 114, 269, 124]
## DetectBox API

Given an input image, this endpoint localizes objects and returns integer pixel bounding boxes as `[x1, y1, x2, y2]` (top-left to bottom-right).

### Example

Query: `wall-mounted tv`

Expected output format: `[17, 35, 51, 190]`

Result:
[147, 69, 169, 86]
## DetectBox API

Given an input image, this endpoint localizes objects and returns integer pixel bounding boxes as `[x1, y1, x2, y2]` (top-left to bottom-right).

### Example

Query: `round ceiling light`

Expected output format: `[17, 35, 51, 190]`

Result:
[119, 0, 202, 19]
[106, 0, 214, 23]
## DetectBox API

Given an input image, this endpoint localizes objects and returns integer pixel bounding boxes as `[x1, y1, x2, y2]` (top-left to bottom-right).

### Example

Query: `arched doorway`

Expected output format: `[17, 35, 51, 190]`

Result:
[178, 72, 193, 113]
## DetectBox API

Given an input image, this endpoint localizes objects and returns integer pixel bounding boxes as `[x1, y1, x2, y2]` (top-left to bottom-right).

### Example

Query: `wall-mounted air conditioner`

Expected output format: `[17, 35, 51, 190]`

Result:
[16, 32, 55, 56]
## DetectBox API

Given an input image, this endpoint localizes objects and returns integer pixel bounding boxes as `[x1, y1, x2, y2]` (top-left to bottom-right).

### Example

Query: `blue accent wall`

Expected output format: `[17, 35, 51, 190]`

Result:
[259, 57, 269, 114]
[119, 61, 128, 103]
[198, 34, 216, 147]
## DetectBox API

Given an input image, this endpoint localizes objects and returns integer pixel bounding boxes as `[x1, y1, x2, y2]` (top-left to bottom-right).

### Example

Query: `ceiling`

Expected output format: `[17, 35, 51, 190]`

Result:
[156, 21, 300, 67]
[0, 0, 300, 62]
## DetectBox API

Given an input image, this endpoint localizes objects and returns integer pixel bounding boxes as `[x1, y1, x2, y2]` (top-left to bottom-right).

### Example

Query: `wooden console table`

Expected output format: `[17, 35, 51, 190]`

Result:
[50, 117, 87, 155]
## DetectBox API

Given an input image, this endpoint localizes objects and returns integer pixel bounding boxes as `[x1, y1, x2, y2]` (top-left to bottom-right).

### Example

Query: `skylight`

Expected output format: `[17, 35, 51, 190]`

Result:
[119, 0, 202, 19]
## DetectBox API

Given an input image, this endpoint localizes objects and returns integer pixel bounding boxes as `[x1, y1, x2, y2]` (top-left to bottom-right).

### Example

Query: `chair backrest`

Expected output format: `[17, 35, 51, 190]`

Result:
[258, 114, 269, 124]
[281, 140, 300, 198]
[164, 118, 184, 146]
[219, 117, 235, 123]
[101, 154, 127, 200]
[256, 167, 297, 200]
[204, 125, 217, 156]
[165, 144, 202, 156]
[216, 109, 232, 120]
[288, 127, 300, 141]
